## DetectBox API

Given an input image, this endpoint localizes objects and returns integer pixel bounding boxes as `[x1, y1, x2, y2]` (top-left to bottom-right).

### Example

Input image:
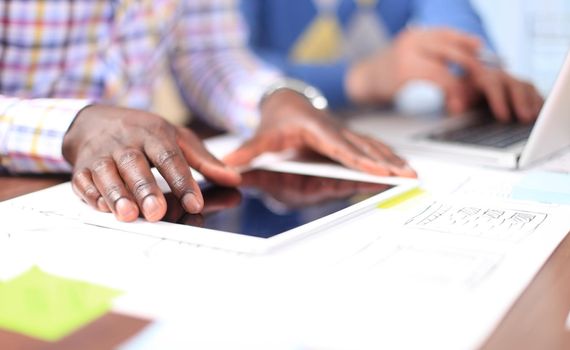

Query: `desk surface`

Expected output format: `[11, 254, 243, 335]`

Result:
[1, 175, 570, 349]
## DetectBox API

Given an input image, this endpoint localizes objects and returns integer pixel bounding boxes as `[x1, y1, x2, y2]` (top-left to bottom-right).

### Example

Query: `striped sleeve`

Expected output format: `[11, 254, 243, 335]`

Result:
[170, 0, 282, 136]
[0, 96, 91, 173]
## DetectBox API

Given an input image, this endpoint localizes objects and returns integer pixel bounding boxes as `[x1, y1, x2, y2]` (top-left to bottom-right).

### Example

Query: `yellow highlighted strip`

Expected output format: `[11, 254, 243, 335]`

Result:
[378, 187, 426, 209]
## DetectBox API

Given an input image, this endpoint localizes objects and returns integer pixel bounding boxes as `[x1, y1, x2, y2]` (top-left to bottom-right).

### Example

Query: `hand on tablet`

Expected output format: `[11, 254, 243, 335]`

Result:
[224, 90, 417, 178]
[64, 92, 414, 223]
[63, 105, 241, 223]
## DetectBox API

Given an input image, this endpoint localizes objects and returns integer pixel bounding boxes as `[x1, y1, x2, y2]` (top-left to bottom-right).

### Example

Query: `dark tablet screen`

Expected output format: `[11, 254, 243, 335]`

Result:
[161, 169, 393, 238]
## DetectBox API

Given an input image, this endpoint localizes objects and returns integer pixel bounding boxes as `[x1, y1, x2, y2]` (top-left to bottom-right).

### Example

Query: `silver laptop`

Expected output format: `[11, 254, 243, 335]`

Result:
[348, 52, 570, 169]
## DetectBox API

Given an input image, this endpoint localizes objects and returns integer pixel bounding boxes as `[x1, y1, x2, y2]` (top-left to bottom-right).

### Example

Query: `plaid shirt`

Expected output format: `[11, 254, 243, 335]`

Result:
[0, 0, 280, 173]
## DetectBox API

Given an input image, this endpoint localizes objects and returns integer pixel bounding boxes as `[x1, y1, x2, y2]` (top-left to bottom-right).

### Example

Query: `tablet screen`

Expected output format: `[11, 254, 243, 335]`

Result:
[161, 169, 393, 238]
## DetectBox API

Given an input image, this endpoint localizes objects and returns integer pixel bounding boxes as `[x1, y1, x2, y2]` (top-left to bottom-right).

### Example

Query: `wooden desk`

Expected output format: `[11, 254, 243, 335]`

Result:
[1, 177, 570, 349]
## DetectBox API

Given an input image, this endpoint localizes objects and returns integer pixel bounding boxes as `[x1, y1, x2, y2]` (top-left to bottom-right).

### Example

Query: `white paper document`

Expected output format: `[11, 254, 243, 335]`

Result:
[3, 184, 569, 349]
[2, 141, 570, 349]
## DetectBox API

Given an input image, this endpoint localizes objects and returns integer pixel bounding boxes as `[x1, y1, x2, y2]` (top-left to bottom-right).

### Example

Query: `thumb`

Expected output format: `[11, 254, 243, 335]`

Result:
[223, 136, 268, 167]
[177, 128, 241, 186]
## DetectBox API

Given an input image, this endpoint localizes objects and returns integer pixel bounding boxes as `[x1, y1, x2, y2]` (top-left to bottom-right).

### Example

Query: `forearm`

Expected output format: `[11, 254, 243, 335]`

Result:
[0, 96, 90, 173]
[173, 49, 280, 135]
[171, 0, 281, 136]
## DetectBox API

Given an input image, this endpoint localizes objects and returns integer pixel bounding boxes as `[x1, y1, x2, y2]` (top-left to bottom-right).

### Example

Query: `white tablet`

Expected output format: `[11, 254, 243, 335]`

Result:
[146, 161, 417, 254]
[68, 161, 417, 254]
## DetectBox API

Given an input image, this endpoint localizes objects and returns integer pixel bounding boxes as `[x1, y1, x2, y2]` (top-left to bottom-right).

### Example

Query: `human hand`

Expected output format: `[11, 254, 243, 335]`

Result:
[223, 90, 417, 178]
[62, 105, 241, 222]
[346, 27, 544, 122]
[346, 28, 483, 109]
[464, 67, 544, 123]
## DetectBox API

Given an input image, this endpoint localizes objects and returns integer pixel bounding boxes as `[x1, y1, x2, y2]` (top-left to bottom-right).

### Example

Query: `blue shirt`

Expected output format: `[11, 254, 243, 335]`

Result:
[241, 0, 494, 108]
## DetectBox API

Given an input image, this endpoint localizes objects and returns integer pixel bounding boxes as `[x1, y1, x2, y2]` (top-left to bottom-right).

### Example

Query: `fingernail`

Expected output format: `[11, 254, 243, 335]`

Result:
[115, 197, 138, 222]
[142, 195, 163, 222]
[182, 192, 203, 214]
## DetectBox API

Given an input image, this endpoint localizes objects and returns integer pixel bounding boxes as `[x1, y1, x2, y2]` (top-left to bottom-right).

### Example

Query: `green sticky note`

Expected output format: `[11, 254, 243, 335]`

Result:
[0, 266, 121, 341]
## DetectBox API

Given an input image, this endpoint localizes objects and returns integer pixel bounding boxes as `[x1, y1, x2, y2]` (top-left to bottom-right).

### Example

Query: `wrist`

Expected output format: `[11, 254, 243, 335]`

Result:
[261, 89, 313, 113]
[260, 89, 329, 127]
[260, 78, 328, 111]
[62, 104, 96, 164]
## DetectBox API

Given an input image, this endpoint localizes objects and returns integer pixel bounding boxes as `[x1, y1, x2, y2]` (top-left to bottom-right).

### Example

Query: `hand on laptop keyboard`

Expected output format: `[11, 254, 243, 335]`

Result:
[466, 67, 544, 123]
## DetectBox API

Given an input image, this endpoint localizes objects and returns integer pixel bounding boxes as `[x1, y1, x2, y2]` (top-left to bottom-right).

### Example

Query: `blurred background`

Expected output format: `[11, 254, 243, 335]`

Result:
[474, 0, 570, 95]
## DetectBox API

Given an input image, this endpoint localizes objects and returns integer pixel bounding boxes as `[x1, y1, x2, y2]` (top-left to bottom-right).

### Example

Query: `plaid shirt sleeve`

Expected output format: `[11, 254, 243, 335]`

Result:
[171, 0, 282, 136]
[0, 96, 90, 173]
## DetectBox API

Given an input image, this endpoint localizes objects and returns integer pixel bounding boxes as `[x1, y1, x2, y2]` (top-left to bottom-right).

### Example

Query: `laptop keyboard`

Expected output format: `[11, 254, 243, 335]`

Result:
[426, 118, 534, 149]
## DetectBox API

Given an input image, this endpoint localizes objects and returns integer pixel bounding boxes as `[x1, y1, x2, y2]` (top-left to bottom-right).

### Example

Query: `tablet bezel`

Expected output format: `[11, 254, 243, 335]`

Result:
[71, 161, 418, 254]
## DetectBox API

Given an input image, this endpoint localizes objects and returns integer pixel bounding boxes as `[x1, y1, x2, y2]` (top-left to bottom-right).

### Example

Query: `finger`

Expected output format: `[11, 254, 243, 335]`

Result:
[223, 134, 273, 167]
[421, 39, 482, 73]
[422, 28, 482, 53]
[507, 79, 536, 123]
[113, 148, 167, 222]
[91, 157, 139, 222]
[415, 60, 465, 105]
[527, 84, 544, 122]
[301, 123, 396, 177]
[446, 82, 475, 115]
[342, 131, 417, 178]
[532, 89, 545, 118]
[421, 67, 471, 116]
[341, 131, 398, 163]
[443, 75, 480, 115]
[71, 168, 110, 212]
[416, 29, 482, 70]
[473, 70, 511, 122]
[177, 128, 241, 187]
[145, 139, 203, 214]
[366, 143, 417, 178]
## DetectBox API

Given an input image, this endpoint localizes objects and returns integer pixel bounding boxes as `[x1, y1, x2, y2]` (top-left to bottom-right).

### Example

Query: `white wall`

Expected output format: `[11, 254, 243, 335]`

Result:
[473, 0, 570, 94]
